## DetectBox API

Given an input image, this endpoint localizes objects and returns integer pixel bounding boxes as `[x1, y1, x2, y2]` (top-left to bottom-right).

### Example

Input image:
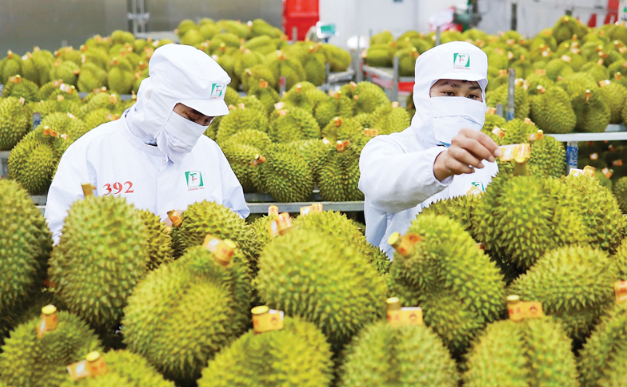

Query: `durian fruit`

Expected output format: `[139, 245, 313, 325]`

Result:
[48, 60, 81, 86]
[370, 101, 411, 135]
[338, 321, 459, 387]
[123, 245, 250, 384]
[290, 138, 329, 184]
[234, 49, 266, 79]
[481, 109, 506, 145]
[583, 62, 611, 82]
[282, 82, 315, 112]
[138, 210, 173, 270]
[2, 74, 42, 103]
[257, 143, 314, 202]
[212, 53, 240, 90]
[420, 194, 480, 238]
[48, 195, 149, 328]
[171, 200, 259, 262]
[370, 30, 395, 45]
[180, 29, 204, 46]
[107, 57, 134, 95]
[366, 44, 393, 67]
[0, 180, 52, 317]
[387, 214, 506, 357]
[0, 96, 32, 150]
[111, 30, 135, 46]
[0, 309, 103, 386]
[22, 49, 54, 86]
[176, 19, 198, 38]
[463, 317, 580, 387]
[509, 245, 618, 341]
[529, 85, 576, 134]
[314, 90, 355, 128]
[221, 142, 263, 193]
[526, 71, 555, 95]
[198, 316, 334, 387]
[267, 51, 307, 91]
[396, 47, 420, 76]
[321, 116, 362, 142]
[250, 18, 283, 39]
[578, 304, 627, 387]
[58, 350, 177, 387]
[598, 79, 627, 124]
[219, 128, 271, 152]
[8, 131, 58, 194]
[0, 50, 24, 84]
[564, 173, 624, 252]
[529, 135, 566, 178]
[79, 92, 120, 118]
[292, 210, 390, 275]
[544, 57, 574, 80]
[553, 15, 588, 44]
[613, 176, 627, 213]
[486, 80, 530, 120]
[241, 64, 276, 92]
[248, 79, 281, 114]
[244, 35, 277, 55]
[78, 62, 108, 93]
[302, 45, 327, 86]
[500, 117, 538, 144]
[217, 20, 250, 39]
[216, 104, 269, 143]
[268, 107, 320, 142]
[317, 139, 363, 202]
[557, 72, 611, 133]
[319, 43, 351, 72]
[83, 108, 119, 130]
[256, 227, 387, 346]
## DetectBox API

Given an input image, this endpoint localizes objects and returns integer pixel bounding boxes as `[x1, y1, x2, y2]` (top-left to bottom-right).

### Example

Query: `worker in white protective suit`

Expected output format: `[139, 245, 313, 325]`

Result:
[45, 44, 249, 244]
[359, 41, 502, 258]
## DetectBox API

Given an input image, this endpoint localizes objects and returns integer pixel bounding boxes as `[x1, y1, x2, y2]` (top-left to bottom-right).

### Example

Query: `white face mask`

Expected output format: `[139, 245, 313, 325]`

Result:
[430, 96, 486, 147]
[156, 110, 210, 163]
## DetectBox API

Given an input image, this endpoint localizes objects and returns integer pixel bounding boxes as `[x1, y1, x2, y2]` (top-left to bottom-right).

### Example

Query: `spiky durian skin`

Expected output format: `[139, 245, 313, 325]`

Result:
[613, 177, 627, 214]
[338, 321, 459, 387]
[138, 210, 173, 270]
[463, 318, 579, 387]
[0, 180, 52, 317]
[370, 105, 411, 135]
[57, 350, 176, 387]
[292, 211, 390, 275]
[314, 95, 355, 128]
[0, 311, 102, 386]
[198, 316, 333, 387]
[598, 81, 627, 124]
[557, 73, 610, 133]
[216, 106, 269, 143]
[387, 215, 506, 357]
[259, 143, 314, 202]
[268, 107, 320, 143]
[529, 136, 566, 177]
[420, 194, 480, 237]
[8, 131, 57, 194]
[577, 304, 627, 387]
[351, 82, 389, 114]
[256, 228, 387, 346]
[486, 83, 530, 120]
[221, 142, 263, 193]
[123, 246, 250, 384]
[0, 96, 32, 150]
[218, 129, 272, 152]
[530, 86, 576, 134]
[48, 195, 149, 328]
[173, 200, 259, 263]
[509, 245, 617, 341]
[317, 145, 363, 202]
[564, 174, 625, 252]
[2, 77, 42, 104]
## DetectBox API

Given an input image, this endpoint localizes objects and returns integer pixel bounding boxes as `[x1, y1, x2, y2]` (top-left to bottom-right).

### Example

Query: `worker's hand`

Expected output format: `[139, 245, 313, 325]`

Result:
[433, 128, 501, 182]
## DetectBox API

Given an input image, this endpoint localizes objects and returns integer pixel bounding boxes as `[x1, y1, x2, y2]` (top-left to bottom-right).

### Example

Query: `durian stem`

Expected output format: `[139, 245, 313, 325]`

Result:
[513, 161, 528, 176]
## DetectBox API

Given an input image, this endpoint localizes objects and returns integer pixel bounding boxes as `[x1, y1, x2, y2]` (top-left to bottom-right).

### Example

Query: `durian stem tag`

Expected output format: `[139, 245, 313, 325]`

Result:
[388, 232, 422, 257]
[615, 281, 627, 304]
[167, 210, 183, 227]
[499, 143, 530, 162]
[507, 295, 544, 322]
[268, 205, 279, 216]
[267, 212, 293, 238]
[364, 128, 378, 137]
[202, 234, 236, 267]
[386, 297, 423, 327]
[68, 351, 107, 380]
[36, 305, 58, 339]
[602, 168, 613, 178]
[569, 166, 595, 177]
[300, 203, 323, 216]
[81, 183, 96, 197]
[527, 130, 544, 141]
[492, 126, 505, 138]
[252, 306, 284, 334]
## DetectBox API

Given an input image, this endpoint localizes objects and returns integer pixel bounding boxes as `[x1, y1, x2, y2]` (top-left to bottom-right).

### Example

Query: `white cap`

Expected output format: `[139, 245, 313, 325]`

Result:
[149, 44, 231, 117]
[414, 41, 488, 90]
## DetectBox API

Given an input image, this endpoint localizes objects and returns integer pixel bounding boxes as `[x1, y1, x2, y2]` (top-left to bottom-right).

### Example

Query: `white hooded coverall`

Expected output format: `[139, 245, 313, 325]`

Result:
[359, 42, 498, 258]
[45, 45, 249, 244]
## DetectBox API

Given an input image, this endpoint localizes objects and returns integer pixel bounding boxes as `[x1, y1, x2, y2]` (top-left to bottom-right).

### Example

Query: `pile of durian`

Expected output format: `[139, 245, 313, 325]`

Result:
[1, 147, 627, 386]
[0, 18, 350, 97]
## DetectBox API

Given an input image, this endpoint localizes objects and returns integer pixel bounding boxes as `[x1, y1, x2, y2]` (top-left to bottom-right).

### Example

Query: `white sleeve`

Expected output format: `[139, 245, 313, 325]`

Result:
[358, 138, 452, 214]
[44, 145, 93, 245]
[216, 145, 250, 219]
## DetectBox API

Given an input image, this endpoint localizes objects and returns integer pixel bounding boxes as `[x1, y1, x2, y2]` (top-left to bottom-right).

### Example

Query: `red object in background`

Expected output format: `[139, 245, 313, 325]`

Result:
[588, 0, 619, 27]
[283, 0, 319, 41]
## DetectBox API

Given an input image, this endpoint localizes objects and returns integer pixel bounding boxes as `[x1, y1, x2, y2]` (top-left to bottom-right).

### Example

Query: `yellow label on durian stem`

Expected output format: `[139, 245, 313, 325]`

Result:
[583, 166, 597, 176]
[528, 130, 544, 141]
[267, 213, 293, 238]
[252, 306, 284, 333]
[591, 153, 599, 160]
[36, 305, 58, 339]
[299, 203, 323, 216]
[167, 210, 183, 227]
[499, 144, 530, 162]
[615, 281, 627, 304]
[492, 126, 505, 138]
[274, 102, 285, 111]
[388, 232, 422, 257]
[364, 128, 378, 137]
[268, 205, 279, 216]
[202, 234, 236, 266]
[603, 168, 613, 178]
[507, 295, 544, 321]
[386, 298, 423, 326]
[68, 351, 107, 380]
[81, 183, 96, 197]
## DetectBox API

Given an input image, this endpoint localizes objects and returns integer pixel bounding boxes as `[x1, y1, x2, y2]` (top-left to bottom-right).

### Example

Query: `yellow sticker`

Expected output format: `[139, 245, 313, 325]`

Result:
[508, 297, 544, 321]
[528, 130, 544, 141]
[467, 185, 483, 196]
[387, 307, 423, 327]
[252, 309, 284, 333]
[499, 144, 530, 162]
[364, 128, 379, 137]
[569, 168, 585, 177]
[492, 126, 505, 138]
[268, 205, 279, 216]
[583, 166, 596, 177]
[616, 281, 627, 304]
[67, 361, 90, 381]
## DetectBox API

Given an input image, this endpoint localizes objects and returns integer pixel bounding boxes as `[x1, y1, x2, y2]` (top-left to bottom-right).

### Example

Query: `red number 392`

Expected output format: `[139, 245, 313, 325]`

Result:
[102, 181, 134, 196]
